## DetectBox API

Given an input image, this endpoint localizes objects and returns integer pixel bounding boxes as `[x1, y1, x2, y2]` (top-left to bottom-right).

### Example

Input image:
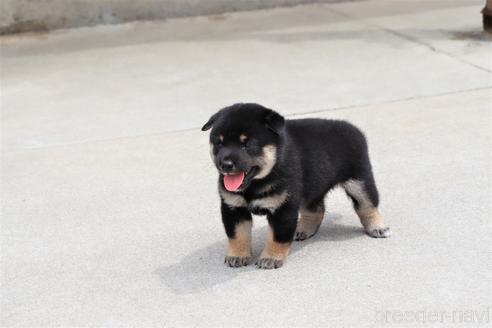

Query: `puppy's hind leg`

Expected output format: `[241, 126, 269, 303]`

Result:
[294, 201, 325, 241]
[342, 178, 391, 238]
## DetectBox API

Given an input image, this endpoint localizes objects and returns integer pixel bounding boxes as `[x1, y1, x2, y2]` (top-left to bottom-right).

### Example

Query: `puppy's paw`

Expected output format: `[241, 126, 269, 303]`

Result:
[294, 230, 317, 241]
[255, 257, 284, 269]
[294, 231, 308, 241]
[224, 255, 251, 267]
[366, 227, 391, 238]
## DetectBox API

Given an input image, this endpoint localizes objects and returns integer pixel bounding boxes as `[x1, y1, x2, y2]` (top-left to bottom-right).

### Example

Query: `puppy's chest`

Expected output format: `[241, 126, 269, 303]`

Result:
[220, 188, 288, 214]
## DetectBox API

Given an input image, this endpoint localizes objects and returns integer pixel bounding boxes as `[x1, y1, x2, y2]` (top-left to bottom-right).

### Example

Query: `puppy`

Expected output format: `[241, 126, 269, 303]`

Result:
[202, 103, 390, 269]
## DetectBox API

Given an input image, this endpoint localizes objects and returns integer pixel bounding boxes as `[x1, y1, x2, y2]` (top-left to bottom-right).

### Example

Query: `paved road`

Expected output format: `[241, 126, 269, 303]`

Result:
[2, 0, 491, 326]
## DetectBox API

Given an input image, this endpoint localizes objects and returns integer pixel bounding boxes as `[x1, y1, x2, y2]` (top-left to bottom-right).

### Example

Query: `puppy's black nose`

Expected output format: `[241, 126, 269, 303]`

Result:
[220, 160, 235, 172]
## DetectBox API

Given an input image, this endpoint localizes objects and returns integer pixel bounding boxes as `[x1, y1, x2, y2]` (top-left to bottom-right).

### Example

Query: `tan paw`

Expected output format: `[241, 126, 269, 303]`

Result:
[224, 255, 251, 267]
[255, 257, 284, 269]
[366, 227, 391, 238]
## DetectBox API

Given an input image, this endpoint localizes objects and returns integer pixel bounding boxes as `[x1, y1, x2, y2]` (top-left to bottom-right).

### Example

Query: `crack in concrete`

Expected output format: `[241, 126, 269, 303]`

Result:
[325, 6, 492, 74]
[3, 86, 491, 154]
[289, 86, 492, 117]
[376, 27, 491, 74]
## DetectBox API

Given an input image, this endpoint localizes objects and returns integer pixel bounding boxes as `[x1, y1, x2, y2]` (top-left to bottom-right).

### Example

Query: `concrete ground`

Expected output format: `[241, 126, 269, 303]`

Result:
[1, 0, 491, 326]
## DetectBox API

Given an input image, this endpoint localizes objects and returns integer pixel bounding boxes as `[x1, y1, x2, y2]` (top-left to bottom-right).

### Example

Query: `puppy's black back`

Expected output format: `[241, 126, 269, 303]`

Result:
[283, 118, 377, 209]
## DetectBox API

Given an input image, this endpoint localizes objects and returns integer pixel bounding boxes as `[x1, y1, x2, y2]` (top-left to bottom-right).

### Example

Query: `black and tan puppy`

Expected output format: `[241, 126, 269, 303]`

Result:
[202, 103, 390, 269]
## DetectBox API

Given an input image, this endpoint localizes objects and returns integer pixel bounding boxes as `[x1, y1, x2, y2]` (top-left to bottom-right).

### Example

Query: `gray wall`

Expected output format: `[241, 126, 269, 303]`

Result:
[0, 0, 353, 34]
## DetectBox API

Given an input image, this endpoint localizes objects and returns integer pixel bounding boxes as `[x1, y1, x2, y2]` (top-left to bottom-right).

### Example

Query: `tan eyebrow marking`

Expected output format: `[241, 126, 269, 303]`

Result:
[240, 134, 248, 143]
[219, 135, 224, 142]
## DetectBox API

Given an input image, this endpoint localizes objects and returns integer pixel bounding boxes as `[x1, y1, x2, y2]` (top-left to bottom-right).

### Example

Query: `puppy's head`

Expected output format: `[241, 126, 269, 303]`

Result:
[202, 103, 284, 192]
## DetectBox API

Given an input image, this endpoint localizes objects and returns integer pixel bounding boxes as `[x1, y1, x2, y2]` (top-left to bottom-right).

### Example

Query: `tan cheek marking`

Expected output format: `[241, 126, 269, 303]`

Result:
[254, 144, 277, 180]
[239, 134, 248, 143]
[260, 226, 290, 260]
[228, 220, 252, 257]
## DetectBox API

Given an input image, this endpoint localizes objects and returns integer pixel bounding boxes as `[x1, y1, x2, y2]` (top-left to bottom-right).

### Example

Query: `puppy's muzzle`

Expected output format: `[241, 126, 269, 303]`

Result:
[219, 160, 236, 173]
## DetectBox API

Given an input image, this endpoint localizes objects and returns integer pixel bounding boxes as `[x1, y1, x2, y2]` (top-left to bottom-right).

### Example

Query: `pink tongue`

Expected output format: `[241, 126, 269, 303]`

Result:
[223, 172, 245, 192]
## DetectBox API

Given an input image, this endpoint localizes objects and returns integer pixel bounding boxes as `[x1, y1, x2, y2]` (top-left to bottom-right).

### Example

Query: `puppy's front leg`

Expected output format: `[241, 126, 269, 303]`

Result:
[257, 203, 298, 269]
[221, 202, 253, 267]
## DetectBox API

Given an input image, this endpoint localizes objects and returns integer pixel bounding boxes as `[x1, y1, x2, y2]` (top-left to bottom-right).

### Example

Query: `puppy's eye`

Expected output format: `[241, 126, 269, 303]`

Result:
[214, 135, 223, 146]
[239, 134, 249, 148]
[240, 139, 249, 148]
[216, 134, 224, 146]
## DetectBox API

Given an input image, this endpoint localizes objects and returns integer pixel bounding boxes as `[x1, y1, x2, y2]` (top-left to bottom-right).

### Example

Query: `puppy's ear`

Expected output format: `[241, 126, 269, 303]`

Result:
[201, 112, 220, 131]
[264, 110, 285, 135]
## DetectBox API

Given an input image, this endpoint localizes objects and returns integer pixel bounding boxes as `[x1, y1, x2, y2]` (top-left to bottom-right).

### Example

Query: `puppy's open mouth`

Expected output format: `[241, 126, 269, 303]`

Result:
[223, 167, 257, 192]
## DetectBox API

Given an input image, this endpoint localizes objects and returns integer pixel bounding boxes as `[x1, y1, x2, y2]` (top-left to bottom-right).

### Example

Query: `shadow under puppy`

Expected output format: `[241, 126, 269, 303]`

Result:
[202, 103, 390, 269]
